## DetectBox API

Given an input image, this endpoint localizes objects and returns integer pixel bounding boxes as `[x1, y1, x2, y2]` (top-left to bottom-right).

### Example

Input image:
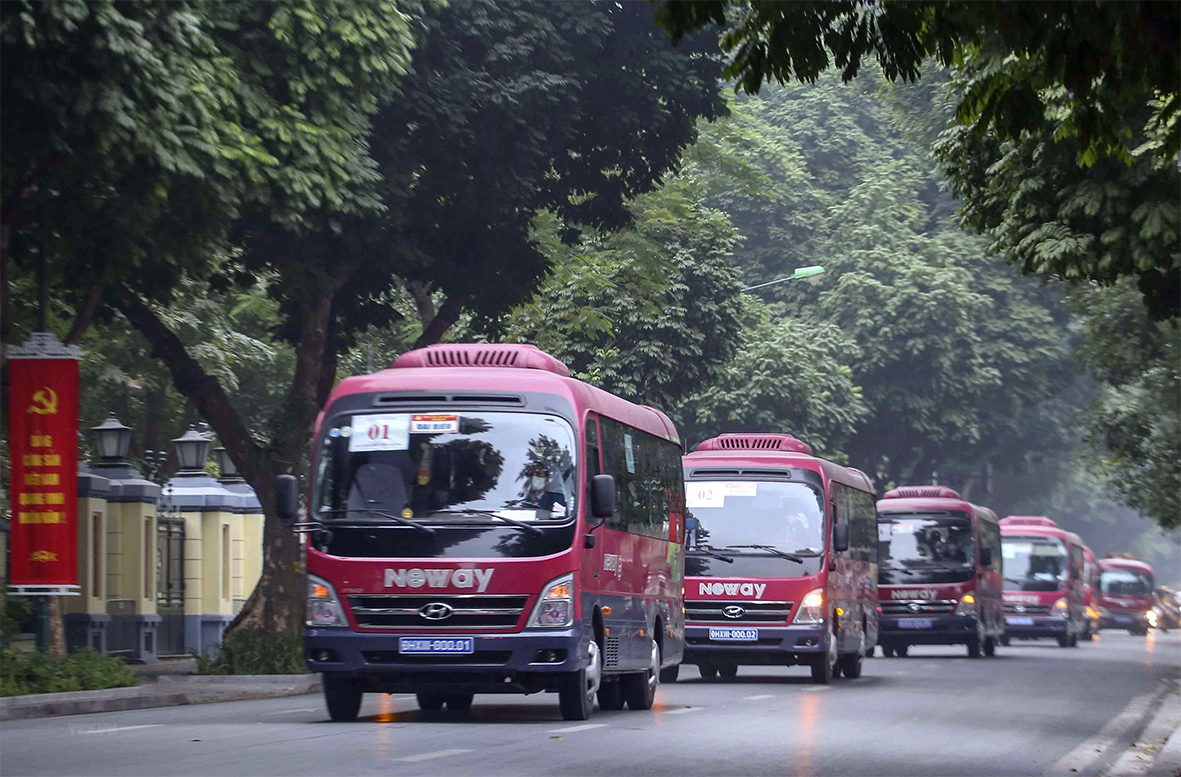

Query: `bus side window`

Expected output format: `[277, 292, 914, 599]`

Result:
[585, 417, 601, 501]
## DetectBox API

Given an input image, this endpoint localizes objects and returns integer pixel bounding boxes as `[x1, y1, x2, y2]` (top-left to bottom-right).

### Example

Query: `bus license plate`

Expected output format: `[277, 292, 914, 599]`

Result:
[708, 628, 758, 642]
[898, 619, 932, 629]
[399, 637, 475, 655]
[1006, 617, 1034, 626]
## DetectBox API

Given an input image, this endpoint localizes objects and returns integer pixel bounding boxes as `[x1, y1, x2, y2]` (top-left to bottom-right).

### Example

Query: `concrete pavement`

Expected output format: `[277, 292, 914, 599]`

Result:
[1, 631, 1177, 776]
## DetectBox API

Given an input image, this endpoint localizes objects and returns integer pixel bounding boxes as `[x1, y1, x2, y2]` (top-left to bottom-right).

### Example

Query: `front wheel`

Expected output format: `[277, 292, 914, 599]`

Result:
[811, 620, 839, 684]
[838, 651, 863, 678]
[659, 664, 680, 684]
[698, 665, 719, 680]
[558, 639, 601, 721]
[718, 664, 738, 681]
[1057, 634, 1071, 647]
[881, 644, 895, 658]
[967, 636, 982, 658]
[1000, 635, 1011, 647]
[621, 638, 659, 711]
[323, 674, 363, 722]
[416, 693, 444, 711]
[983, 636, 996, 657]
[443, 693, 473, 712]
[895, 644, 909, 657]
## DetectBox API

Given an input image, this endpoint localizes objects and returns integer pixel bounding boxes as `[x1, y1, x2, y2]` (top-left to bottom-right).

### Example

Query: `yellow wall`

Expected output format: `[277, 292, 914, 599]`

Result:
[241, 512, 264, 603]
[65, 497, 106, 615]
[107, 501, 156, 615]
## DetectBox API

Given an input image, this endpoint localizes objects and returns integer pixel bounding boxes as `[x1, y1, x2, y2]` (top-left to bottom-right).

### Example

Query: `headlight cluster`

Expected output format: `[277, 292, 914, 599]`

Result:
[528, 573, 574, 628]
[955, 593, 976, 616]
[793, 589, 825, 624]
[1052, 598, 1069, 613]
[1146, 610, 1158, 626]
[307, 574, 347, 627]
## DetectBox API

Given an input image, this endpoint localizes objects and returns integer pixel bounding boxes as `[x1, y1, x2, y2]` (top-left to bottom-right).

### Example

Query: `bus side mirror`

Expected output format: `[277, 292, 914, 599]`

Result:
[832, 524, 849, 553]
[276, 474, 300, 523]
[980, 547, 992, 567]
[591, 474, 616, 520]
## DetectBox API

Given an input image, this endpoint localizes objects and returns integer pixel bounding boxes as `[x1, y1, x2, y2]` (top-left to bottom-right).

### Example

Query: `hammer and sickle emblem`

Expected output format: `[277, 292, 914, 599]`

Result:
[27, 387, 58, 415]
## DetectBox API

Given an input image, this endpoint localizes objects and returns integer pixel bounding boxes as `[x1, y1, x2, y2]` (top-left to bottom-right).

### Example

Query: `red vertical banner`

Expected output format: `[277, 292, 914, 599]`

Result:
[8, 333, 80, 591]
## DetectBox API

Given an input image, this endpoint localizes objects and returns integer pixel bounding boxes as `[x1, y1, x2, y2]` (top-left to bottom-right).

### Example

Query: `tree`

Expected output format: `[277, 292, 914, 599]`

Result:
[656, 0, 1180, 314]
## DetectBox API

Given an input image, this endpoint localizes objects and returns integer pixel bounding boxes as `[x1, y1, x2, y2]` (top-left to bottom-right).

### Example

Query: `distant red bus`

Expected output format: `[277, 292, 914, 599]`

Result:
[1000, 516, 1086, 647]
[680, 433, 877, 684]
[1096, 557, 1155, 635]
[876, 486, 1003, 658]
[279, 344, 685, 721]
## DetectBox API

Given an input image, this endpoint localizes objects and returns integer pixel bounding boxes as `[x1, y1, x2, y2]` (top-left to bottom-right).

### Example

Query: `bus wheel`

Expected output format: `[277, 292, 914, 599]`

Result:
[598, 679, 624, 710]
[659, 664, 680, 683]
[622, 638, 660, 711]
[416, 693, 444, 711]
[895, 644, 909, 657]
[698, 665, 719, 680]
[559, 640, 600, 721]
[323, 674, 362, 722]
[983, 636, 996, 657]
[967, 636, 982, 658]
[443, 693, 473, 712]
[1057, 634, 1071, 647]
[1000, 634, 1010, 647]
[838, 651, 863, 678]
[718, 664, 738, 680]
[881, 645, 895, 658]
[811, 622, 838, 684]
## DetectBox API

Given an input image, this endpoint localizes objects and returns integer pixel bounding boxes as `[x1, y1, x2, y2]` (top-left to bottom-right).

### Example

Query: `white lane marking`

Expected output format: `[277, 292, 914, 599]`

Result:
[262, 708, 319, 716]
[1044, 686, 1161, 776]
[892, 670, 911, 676]
[548, 723, 608, 733]
[81, 725, 163, 735]
[395, 749, 473, 763]
[804, 686, 832, 692]
[745, 694, 774, 700]
[664, 707, 701, 714]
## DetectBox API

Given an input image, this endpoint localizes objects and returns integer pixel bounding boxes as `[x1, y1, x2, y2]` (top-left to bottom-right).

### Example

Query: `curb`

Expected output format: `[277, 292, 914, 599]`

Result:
[1104, 679, 1181, 777]
[0, 675, 321, 721]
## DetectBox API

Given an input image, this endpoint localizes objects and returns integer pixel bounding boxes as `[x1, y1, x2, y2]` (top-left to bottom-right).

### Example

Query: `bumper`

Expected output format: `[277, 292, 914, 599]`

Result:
[682, 622, 825, 666]
[879, 615, 977, 645]
[305, 626, 584, 693]
[1100, 611, 1149, 630]
[1004, 615, 1068, 639]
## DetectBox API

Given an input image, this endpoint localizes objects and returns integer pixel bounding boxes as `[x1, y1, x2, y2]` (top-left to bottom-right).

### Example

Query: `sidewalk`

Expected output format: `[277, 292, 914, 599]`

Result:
[1105, 679, 1181, 777]
[0, 662, 321, 721]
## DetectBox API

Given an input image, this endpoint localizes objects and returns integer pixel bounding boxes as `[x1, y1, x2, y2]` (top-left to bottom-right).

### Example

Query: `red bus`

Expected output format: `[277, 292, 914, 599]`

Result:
[679, 433, 877, 684]
[1082, 545, 1100, 641]
[875, 486, 1003, 658]
[999, 516, 1086, 647]
[1096, 556, 1155, 635]
[276, 344, 686, 721]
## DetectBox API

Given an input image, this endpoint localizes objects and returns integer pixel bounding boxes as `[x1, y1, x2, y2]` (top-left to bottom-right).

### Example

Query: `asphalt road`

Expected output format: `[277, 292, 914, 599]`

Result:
[3, 631, 1177, 777]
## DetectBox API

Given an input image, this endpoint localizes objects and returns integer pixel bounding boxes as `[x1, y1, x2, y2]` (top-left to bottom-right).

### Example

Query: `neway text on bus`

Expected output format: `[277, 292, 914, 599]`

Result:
[384, 568, 494, 592]
[698, 582, 768, 598]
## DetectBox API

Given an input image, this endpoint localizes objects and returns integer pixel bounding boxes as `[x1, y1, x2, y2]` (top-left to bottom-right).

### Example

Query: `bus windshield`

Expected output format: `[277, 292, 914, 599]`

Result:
[1003, 536, 1068, 592]
[314, 411, 578, 524]
[878, 513, 974, 585]
[683, 480, 825, 559]
[1100, 569, 1153, 597]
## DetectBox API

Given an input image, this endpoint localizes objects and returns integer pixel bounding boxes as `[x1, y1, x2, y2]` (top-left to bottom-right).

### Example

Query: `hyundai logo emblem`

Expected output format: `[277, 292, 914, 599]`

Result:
[419, 602, 454, 621]
[722, 605, 746, 619]
[907, 602, 922, 613]
[1014, 604, 1026, 613]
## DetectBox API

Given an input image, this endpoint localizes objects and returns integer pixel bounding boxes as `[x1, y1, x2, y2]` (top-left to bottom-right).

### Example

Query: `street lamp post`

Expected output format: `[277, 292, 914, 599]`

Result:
[741, 265, 825, 293]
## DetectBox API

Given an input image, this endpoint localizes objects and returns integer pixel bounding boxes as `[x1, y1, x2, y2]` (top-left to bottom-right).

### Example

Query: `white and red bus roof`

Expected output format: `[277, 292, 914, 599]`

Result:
[876, 485, 997, 523]
[683, 433, 874, 492]
[1098, 556, 1155, 576]
[321, 343, 680, 444]
[1000, 515, 1084, 547]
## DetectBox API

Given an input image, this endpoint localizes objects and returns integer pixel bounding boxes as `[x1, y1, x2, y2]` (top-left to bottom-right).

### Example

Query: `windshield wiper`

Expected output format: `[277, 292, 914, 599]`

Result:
[724, 544, 804, 563]
[426, 509, 542, 536]
[318, 507, 435, 535]
[687, 546, 735, 564]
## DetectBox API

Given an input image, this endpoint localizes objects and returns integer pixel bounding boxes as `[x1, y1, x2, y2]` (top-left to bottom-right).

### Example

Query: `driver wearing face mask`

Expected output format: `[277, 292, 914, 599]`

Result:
[523, 463, 567, 512]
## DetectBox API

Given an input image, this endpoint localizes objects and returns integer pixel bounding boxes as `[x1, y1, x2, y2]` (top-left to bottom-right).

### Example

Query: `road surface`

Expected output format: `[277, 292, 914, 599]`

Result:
[2, 631, 1177, 776]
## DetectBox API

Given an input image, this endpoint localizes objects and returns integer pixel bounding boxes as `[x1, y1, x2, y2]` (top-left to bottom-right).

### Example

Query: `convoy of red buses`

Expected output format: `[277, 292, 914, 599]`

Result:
[276, 343, 686, 721]
[1096, 557, 1156, 635]
[679, 433, 878, 684]
[875, 486, 1003, 658]
[274, 341, 1156, 720]
[999, 516, 1086, 647]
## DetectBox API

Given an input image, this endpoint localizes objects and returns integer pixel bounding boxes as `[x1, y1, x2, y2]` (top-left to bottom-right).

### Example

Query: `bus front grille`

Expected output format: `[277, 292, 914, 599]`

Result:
[880, 600, 957, 616]
[685, 600, 794, 623]
[347, 594, 528, 630]
[1003, 604, 1051, 615]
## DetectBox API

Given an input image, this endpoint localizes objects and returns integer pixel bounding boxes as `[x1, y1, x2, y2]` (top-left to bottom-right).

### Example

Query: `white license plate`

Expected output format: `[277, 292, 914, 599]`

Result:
[1006, 617, 1034, 626]
[708, 628, 758, 642]
[898, 618, 932, 629]
[399, 637, 475, 655]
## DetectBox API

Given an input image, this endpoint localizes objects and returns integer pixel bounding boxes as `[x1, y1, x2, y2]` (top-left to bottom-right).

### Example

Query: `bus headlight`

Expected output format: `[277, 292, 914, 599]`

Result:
[528, 573, 574, 628]
[955, 593, 976, 616]
[307, 574, 347, 627]
[1086, 606, 1100, 620]
[1052, 598, 1069, 613]
[793, 589, 825, 624]
[1146, 610, 1158, 626]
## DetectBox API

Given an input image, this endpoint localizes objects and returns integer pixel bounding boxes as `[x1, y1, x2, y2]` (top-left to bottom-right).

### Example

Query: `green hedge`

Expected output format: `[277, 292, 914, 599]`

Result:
[194, 630, 305, 675]
[1, 648, 138, 697]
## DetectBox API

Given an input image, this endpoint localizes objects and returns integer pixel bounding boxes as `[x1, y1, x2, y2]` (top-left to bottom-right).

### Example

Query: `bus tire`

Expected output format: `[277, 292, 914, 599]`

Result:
[967, 636, 982, 658]
[811, 621, 838, 684]
[895, 644, 909, 657]
[983, 636, 996, 656]
[323, 674, 363, 722]
[659, 664, 680, 683]
[698, 665, 719, 680]
[839, 651, 863, 678]
[718, 664, 738, 680]
[622, 638, 659, 711]
[881, 644, 895, 658]
[1000, 635, 1010, 647]
[1057, 634, 1071, 647]
[443, 693, 473, 712]
[416, 693, 444, 711]
[558, 639, 600, 721]
[597, 679, 624, 710]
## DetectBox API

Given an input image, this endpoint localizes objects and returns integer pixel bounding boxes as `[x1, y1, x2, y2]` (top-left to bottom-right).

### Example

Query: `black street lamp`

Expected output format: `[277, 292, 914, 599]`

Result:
[210, 446, 243, 483]
[90, 413, 132, 464]
[172, 426, 211, 474]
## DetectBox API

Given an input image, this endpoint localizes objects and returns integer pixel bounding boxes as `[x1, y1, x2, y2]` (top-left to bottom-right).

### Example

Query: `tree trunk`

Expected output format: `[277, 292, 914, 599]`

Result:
[412, 295, 463, 348]
[406, 280, 436, 329]
[48, 596, 66, 657]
